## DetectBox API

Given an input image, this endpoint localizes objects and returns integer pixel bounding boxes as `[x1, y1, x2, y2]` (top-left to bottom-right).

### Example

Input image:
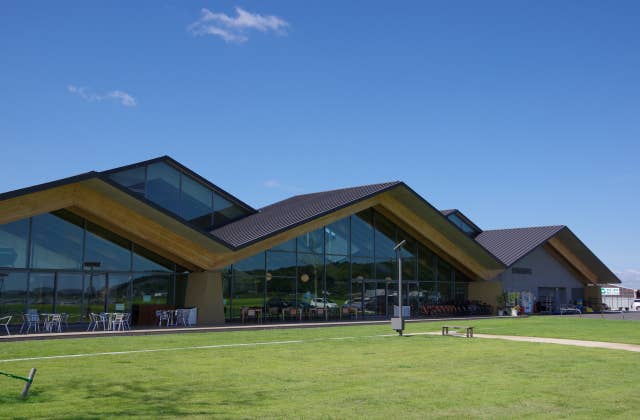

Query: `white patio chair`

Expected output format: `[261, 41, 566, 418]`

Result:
[87, 313, 106, 331]
[49, 314, 63, 333]
[111, 313, 125, 331]
[20, 312, 40, 334]
[122, 312, 132, 330]
[156, 310, 169, 327]
[0, 315, 11, 335]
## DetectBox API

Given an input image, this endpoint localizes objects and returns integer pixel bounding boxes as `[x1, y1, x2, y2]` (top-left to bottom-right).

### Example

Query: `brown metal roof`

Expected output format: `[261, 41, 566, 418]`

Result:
[210, 182, 402, 248]
[475, 225, 565, 266]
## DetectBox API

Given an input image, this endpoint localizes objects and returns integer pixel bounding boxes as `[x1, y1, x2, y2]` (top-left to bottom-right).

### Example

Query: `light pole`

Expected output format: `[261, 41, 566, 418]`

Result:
[391, 240, 406, 336]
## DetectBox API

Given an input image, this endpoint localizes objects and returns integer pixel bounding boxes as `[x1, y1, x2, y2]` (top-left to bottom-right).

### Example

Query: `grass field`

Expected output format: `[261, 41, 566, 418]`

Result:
[1, 317, 638, 419]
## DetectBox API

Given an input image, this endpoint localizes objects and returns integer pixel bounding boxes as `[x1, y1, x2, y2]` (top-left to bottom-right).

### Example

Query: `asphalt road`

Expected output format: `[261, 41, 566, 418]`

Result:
[575, 311, 640, 321]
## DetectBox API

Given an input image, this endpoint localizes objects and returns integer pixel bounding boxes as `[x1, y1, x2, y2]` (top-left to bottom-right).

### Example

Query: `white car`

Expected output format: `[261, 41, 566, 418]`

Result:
[632, 299, 640, 311]
[309, 298, 338, 309]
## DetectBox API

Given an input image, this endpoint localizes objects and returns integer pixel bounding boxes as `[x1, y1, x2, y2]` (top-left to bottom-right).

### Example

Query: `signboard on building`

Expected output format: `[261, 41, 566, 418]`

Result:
[601, 287, 620, 296]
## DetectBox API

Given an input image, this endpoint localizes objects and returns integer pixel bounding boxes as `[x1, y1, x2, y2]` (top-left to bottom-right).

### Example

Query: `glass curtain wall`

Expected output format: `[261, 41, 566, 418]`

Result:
[0, 210, 185, 319]
[224, 209, 473, 320]
[108, 161, 251, 230]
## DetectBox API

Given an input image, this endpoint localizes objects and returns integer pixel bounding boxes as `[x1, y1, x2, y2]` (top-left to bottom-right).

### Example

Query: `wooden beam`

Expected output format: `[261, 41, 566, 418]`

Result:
[376, 194, 499, 280]
[547, 237, 598, 284]
[70, 184, 215, 270]
[0, 184, 78, 225]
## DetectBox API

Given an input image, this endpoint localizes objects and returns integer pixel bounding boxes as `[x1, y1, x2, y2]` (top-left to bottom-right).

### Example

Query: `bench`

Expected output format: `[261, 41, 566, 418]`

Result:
[441, 325, 473, 338]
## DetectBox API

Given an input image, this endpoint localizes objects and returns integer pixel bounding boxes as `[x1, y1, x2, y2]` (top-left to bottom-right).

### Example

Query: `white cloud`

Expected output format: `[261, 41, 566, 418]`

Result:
[263, 180, 281, 189]
[614, 269, 640, 290]
[188, 7, 289, 43]
[68, 85, 137, 107]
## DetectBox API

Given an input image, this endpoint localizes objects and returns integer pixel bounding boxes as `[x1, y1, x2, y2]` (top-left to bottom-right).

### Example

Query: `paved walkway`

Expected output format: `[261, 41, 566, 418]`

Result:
[0, 316, 496, 342]
[430, 332, 640, 353]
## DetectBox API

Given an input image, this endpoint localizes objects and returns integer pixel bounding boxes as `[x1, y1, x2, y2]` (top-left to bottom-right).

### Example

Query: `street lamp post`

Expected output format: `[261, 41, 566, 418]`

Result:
[391, 240, 406, 336]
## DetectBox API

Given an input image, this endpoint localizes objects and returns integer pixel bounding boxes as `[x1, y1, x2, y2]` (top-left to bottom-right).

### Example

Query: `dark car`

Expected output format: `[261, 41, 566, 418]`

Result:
[266, 297, 291, 310]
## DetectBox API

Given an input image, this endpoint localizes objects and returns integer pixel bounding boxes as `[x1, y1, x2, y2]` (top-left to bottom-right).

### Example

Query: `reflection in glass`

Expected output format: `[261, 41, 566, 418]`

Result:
[109, 166, 146, 195]
[325, 255, 349, 307]
[297, 228, 323, 254]
[0, 271, 27, 314]
[132, 273, 171, 306]
[85, 222, 131, 272]
[108, 273, 131, 312]
[231, 272, 263, 319]
[267, 251, 296, 278]
[181, 176, 213, 230]
[0, 219, 29, 268]
[418, 244, 434, 281]
[28, 272, 55, 313]
[133, 245, 174, 272]
[56, 273, 83, 319]
[351, 211, 374, 258]
[85, 273, 106, 315]
[374, 213, 396, 260]
[30, 211, 83, 270]
[297, 253, 323, 304]
[213, 193, 248, 228]
[146, 162, 181, 215]
[325, 219, 349, 255]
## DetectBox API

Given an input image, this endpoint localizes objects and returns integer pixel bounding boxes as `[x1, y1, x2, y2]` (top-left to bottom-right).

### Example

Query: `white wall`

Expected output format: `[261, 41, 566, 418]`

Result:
[495, 246, 585, 310]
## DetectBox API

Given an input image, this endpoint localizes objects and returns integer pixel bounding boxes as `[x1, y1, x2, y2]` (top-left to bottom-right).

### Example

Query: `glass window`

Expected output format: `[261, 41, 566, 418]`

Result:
[231, 272, 264, 319]
[108, 273, 131, 312]
[447, 213, 478, 236]
[146, 162, 181, 215]
[418, 245, 434, 282]
[109, 166, 146, 195]
[297, 228, 323, 254]
[213, 193, 248, 228]
[297, 252, 323, 304]
[351, 257, 373, 280]
[420, 282, 438, 305]
[181, 176, 213, 230]
[398, 232, 416, 281]
[271, 238, 296, 253]
[351, 211, 374, 258]
[0, 219, 29, 268]
[374, 213, 396, 260]
[85, 222, 131, 272]
[0, 271, 27, 315]
[85, 272, 106, 314]
[30, 211, 83, 270]
[132, 273, 171, 306]
[234, 253, 265, 277]
[267, 251, 296, 278]
[266, 277, 296, 312]
[28, 272, 55, 313]
[325, 218, 349, 255]
[325, 254, 349, 308]
[437, 259, 452, 304]
[56, 273, 84, 319]
[132, 245, 174, 272]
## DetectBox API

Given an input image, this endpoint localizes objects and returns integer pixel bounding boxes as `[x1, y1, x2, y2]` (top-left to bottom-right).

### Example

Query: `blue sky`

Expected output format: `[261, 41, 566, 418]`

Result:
[1, 1, 639, 286]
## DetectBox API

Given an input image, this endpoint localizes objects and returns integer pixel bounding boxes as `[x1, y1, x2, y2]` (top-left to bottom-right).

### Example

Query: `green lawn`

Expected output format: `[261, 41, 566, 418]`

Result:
[1, 318, 638, 419]
[410, 315, 640, 345]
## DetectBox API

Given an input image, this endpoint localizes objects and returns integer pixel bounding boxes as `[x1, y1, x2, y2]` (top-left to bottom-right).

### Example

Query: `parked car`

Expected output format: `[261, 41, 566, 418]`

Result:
[632, 299, 640, 311]
[266, 297, 291, 310]
[309, 298, 338, 309]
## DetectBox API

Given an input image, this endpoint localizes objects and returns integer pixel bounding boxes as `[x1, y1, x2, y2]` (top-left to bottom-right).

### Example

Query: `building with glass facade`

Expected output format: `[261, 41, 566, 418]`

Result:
[0, 157, 619, 325]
